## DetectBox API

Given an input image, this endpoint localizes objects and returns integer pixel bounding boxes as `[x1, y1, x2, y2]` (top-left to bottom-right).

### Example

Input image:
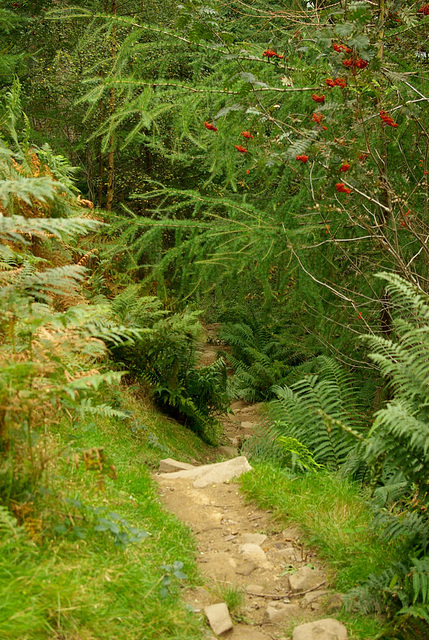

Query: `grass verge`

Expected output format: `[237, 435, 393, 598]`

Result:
[0, 385, 214, 640]
[240, 463, 400, 639]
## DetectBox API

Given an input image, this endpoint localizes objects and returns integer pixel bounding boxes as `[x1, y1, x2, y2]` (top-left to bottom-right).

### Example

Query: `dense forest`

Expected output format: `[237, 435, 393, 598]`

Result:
[0, 0, 428, 638]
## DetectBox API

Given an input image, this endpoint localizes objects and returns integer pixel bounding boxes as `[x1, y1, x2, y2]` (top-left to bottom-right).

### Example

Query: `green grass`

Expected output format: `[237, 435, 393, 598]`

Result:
[209, 581, 245, 620]
[240, 464, 400, 639]
[0, 385, 215, 640]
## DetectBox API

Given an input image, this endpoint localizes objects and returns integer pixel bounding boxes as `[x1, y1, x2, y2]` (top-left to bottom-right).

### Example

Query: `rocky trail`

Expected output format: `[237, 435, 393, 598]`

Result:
[154, 330, 348, 640]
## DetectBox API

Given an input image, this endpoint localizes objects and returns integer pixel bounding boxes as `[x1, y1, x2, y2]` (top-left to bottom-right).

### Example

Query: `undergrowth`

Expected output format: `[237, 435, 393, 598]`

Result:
[240, 465, 397, 592]
[0, 386, 211, 640]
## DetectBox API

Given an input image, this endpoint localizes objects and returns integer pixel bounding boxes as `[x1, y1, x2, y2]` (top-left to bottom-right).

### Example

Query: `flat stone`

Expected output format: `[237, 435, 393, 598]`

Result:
[236, 402, 264, 414]
[241, 421, 255, 430]
[241, 533, 267, 545]
[230, 400, 249, 411]
[158, 456, 253, 488]
[276, 546, 298, 562]
[265, 602, 302, 624]
[292, 618, 348, 640]
[236, 560, 256, 576]
[246, 584, 264, 594]
[289, 566, 325, 593]
[300, 590, 329, 610]
[239, 543, 267, 565]
[325, 593, 344, 613]
[158, 458, 195, 473]
[205, 602, 234, 635]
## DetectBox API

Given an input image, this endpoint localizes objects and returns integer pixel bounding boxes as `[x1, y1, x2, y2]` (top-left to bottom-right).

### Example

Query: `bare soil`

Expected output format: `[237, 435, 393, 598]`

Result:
[155, 331, 340, 639]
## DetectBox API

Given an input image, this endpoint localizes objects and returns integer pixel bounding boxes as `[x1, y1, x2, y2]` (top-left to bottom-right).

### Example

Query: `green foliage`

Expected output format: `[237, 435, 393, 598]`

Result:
[0, 87, 136, 509]
[109, 285, 228, 442]
[347, 274, 429, 625]
[277, 436, 324, 472]
[0, 399, 208, 640]
[266, 356, 364, 471]
[72, 0, 429, 376]
[0, 7, 25, 87]
[220, 314, 309, 401]
[240, 464, 398, 595]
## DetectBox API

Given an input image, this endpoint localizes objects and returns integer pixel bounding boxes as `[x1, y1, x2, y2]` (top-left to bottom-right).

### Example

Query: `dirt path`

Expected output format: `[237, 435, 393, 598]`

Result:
[155, 332, 343, 639]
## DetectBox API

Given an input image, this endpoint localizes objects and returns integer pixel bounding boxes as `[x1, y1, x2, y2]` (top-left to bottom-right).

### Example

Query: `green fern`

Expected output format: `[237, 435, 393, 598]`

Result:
[362, 273, 429, 498]
[0, 506, 19, 538]
[267, 357, 363, 470]
[220, 316, 308, 401]
[350, 273, 429, 624]
[277, 435, 324, 472]
[109, 285, 227, 442]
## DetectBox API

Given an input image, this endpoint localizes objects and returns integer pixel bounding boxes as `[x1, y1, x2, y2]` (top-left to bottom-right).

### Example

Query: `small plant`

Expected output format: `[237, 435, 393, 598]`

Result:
[160, 561, 188, 599]
[210, 581, 245, 620]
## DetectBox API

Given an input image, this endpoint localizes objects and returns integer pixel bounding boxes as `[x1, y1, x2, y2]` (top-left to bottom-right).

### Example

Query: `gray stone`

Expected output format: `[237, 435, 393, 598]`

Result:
[239, 543, 267, 565]
[265, 602, 302, 624]
[276, 546, 298, 562]
[204, 602, 234, 635]
[236, 560, 256, 576]
[300, 590, 329, 610]
[246, 584, 264, 594]
[241, 533, 267, 546]
[292, 618, 348, 640]
[158, 458, 195, 473]
[325, 593, 344, 614]
[289, 566, 325, 593]
[158, 456, 253, 488]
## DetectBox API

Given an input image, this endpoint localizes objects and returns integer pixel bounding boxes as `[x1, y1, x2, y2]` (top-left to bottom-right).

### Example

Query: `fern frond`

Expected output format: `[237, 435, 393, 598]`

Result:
[268, 371, 361, 470]
[0, 506, 20, 538]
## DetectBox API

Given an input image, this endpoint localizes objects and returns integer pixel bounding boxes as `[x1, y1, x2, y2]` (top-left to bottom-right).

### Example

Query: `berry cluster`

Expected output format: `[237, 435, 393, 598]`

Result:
[325, 77, 347, 88]
[336, 183, 351, 194]
[262, 50, 284, 59]
[332, 43, 352, 53]
[379, 110, 398, 128]
[342, 58, 368, 69]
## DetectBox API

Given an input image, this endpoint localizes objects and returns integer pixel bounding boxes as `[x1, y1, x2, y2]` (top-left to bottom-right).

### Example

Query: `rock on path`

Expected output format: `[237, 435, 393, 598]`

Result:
[158, 456, 253, 488]
[156, 457, 346, 639]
